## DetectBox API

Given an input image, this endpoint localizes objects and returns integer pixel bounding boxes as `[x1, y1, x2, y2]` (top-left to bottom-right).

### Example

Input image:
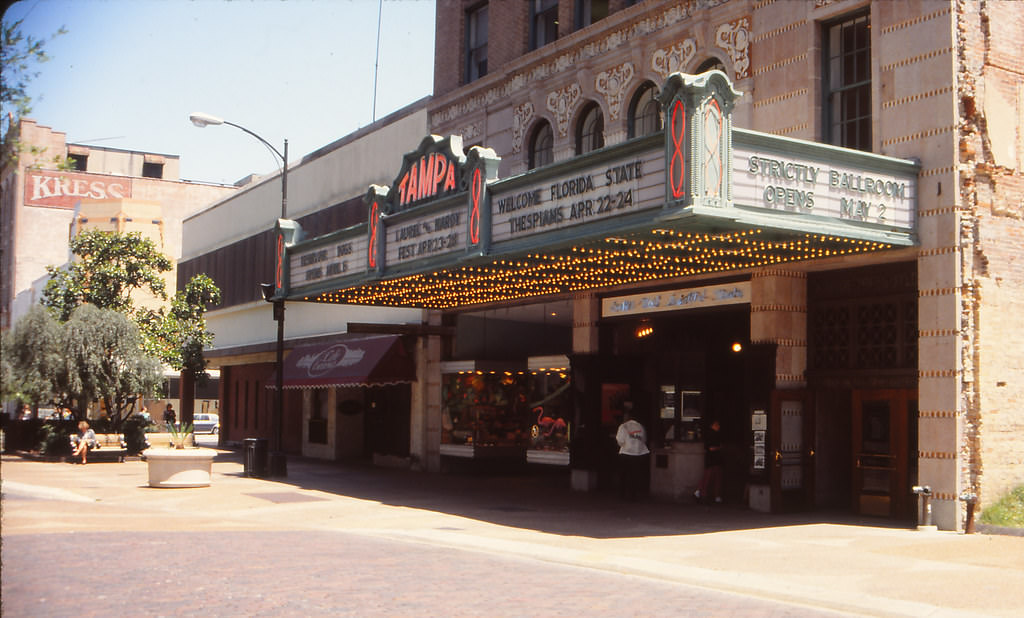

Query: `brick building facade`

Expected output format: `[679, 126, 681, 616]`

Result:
[419, 0, 1024, 530]
[174, 0, 1021, 532]
[1, 119, 238, 331]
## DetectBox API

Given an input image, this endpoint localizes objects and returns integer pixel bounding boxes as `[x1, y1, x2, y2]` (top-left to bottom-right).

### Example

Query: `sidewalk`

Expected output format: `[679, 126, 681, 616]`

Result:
[3, 450, 1023, 616]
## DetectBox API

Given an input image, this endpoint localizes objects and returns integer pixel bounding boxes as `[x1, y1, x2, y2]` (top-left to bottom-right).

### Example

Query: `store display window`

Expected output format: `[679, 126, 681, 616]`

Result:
[441, 369, 571, 459]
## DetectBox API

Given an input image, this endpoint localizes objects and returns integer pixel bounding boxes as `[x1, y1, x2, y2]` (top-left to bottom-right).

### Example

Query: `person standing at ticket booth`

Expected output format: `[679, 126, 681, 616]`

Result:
[695, 419, 723, 503]
[616, 408, 650, 501]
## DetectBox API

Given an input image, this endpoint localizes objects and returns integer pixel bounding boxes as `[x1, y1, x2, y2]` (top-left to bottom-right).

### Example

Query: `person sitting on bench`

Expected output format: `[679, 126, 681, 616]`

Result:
[70, 421, 97, 464]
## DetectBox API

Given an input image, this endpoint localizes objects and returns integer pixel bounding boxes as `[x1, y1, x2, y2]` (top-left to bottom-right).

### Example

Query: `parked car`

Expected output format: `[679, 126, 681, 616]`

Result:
[193, 413, 220, 434]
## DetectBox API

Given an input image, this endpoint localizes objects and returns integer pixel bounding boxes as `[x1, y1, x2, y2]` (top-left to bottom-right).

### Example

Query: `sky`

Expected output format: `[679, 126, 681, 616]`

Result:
[3, 0, 436, 185]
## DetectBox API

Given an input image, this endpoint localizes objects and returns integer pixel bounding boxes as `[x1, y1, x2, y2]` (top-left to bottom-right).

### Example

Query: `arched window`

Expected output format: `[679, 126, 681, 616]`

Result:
[696, 57, 726, 74]
[529, 121, 554, 170]
[628, 81, 662, 139]
[575, 102, 604, 155]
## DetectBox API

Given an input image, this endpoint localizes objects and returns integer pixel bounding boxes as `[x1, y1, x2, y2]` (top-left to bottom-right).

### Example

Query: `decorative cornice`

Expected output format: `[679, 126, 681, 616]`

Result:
[752, 268, 807, 279]
[455, 122, 482, 144]
[919, 329, 959, 338]
[882, 85, 953, 109]
[595, 62, 635, 120]
[753, 20, 805, 43]
[919, 451, 957, 460]
[431, 2, 713, 126]
[750, 304, 806, 313]
[715, 16, 751, 79]
[881, 125, 956, 147]
[919, 369, 959, 378]
[880, 6, 952, 35]
[753, 53, 807, 77]
[511, 102, 536, 154]
[546, 83, 583, 138]
[881, 47, 953, 72]
[651, 39, 697, 79]
[753, 88, 808, 109]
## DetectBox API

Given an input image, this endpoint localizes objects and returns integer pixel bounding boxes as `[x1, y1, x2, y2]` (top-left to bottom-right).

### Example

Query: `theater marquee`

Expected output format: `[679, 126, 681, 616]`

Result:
[271, 71, 919, 309]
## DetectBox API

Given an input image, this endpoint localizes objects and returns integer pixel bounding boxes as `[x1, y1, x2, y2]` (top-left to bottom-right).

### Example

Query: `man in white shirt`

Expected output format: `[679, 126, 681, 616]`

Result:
[615, 410, 650, 501]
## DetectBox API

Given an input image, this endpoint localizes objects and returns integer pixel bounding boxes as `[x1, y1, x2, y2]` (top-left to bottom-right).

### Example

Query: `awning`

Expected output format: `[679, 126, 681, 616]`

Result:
[269, 334, 414, 389]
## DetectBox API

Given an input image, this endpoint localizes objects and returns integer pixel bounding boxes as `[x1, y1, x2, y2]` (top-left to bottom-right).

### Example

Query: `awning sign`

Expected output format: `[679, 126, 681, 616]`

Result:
[602, 282, 751, 318]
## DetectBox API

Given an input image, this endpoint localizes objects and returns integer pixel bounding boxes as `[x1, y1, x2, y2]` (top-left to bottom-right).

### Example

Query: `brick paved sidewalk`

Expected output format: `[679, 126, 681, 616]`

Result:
[3, 452, 1023, 616]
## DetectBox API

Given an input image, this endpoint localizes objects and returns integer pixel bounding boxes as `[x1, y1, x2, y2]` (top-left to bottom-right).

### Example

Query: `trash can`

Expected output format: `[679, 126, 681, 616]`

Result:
[244, 438, 269, 478]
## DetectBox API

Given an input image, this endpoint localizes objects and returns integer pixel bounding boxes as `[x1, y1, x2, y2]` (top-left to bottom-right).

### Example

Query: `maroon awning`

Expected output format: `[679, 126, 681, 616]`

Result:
[269, 334, 414, 389]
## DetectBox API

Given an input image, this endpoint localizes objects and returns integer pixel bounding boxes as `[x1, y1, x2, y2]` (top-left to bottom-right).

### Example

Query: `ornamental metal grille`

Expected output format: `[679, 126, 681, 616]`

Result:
[808, 263, 916, 372]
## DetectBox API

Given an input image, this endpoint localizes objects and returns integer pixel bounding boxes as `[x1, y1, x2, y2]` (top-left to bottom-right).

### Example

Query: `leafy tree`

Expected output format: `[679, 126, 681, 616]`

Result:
[62, 304, 162, 427]
[1, 17, 67, 168]
[1, 330, 14, 402]
[153, 274, 221, 375]
[43, 229, 172, 322]
[5, 305, 63, 409]
[41, 229, 221, 425]
[5, 303, 163, 426]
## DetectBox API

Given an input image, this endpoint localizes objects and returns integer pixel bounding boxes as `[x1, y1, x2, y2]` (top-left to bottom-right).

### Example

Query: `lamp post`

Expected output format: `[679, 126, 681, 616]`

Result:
[190, 112, 288, 477]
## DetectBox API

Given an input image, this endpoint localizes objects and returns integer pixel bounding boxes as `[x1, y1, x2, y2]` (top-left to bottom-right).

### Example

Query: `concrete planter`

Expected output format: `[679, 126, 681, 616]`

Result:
[144, 448, 216, 488]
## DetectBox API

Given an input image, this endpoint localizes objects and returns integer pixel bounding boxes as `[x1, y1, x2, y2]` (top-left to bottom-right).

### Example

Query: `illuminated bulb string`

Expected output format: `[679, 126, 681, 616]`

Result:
[310, 230, 890, 309]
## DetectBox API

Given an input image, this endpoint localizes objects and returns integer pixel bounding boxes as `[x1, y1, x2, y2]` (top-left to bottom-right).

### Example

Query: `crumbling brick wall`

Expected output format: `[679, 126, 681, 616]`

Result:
[956, 0, 1024, 511]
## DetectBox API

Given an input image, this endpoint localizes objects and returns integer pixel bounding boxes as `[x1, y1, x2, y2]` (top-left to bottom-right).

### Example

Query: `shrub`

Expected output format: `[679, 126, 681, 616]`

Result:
[37, 420, 74, 456]
[980, 486, 1024, 528]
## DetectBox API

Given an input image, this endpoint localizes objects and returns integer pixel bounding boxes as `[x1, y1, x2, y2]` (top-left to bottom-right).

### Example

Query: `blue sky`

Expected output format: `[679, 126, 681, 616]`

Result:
[4, 0, 436, 185]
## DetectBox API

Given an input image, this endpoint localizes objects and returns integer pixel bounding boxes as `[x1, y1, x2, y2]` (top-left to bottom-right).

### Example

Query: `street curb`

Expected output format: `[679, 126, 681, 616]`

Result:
[976, 523, 1024, 537]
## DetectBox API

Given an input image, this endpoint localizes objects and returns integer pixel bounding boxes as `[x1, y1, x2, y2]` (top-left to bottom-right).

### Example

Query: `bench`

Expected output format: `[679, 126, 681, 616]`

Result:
[69, 433, 127, 463]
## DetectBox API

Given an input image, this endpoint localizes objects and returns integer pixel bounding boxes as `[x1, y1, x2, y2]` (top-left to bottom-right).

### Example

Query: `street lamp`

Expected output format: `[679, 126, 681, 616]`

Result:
[190, 111, 288, 477]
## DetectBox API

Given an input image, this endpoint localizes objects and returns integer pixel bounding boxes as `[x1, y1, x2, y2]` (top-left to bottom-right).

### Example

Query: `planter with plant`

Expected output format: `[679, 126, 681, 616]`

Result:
[143, 422, 215, 488]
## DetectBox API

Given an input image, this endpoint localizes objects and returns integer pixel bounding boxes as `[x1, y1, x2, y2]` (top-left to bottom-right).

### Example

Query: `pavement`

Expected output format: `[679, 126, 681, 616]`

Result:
[2, 447, 1023, 617]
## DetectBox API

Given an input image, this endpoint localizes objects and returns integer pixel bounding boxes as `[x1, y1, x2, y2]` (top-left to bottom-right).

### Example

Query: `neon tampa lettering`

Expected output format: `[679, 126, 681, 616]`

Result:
[395, 152, 458, 208]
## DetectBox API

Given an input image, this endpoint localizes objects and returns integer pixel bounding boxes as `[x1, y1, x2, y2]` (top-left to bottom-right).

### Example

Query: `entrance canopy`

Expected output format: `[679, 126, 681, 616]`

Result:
[271, 71, 918, 310]
[271, 334, 414, 389]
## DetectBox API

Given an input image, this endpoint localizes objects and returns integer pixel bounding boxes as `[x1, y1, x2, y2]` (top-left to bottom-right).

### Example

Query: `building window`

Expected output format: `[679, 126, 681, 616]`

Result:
[531, 0, 558, 50]
[628, 82, 662, 139]
[142, 162, 164, 179]
[529, 121, 554, 170]
[68, 153, 88, 171]
[466, 3, 488, 83]
[824, 11, 871, 152]
[576, 102, 604, 155]
[575, 0, 608, 30]
[696, 57, 726, 74]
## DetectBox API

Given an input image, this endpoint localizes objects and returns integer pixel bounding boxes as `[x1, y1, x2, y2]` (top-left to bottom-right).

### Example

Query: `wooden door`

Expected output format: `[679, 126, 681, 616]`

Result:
[852, 389, 916, 518]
